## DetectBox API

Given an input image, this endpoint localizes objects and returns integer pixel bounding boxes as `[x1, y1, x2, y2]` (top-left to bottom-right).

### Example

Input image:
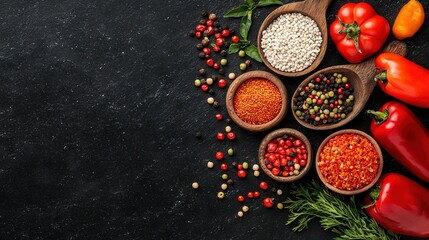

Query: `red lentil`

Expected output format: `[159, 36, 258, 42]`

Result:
[233, 78, 282, 125]
[318, 133, 379, 191]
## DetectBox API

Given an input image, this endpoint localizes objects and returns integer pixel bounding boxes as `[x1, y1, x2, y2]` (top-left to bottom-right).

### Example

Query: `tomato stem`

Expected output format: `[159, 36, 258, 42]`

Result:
[336, 16, 362, 54]
[366, 109, 389, 125]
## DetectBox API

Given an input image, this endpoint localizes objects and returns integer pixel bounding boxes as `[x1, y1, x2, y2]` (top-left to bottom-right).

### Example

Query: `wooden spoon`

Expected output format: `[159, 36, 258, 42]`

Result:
[291, 41, 407, 130]
[257, 0, 334, 77]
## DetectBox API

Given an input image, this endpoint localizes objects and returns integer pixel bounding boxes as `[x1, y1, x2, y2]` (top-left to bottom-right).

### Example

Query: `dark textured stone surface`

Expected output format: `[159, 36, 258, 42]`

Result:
[0, 0, 428, 239]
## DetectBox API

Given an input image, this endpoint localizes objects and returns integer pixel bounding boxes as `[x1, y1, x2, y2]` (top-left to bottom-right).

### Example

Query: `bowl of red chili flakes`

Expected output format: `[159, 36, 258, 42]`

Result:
[258, 128, 313, 182]
[315, 129, 383, 195]
[226, 70, 288, 132]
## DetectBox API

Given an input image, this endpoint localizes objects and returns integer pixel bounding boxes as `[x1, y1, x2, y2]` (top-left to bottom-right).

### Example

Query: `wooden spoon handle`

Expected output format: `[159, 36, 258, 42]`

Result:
[353, 41, 407, 90]
[303, 0, 334, 14]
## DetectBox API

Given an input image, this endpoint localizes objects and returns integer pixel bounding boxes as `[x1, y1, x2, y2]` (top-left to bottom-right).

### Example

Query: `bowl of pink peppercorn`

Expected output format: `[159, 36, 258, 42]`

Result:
[258, 128, 313, 182]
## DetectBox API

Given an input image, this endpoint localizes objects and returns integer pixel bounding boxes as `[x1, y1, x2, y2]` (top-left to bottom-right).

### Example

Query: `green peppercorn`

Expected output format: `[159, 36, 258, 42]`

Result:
[242, 162, 249, 169]
[238, 50, 245, 57]
[239, 63, 247, 71]
[227, 148, 234, 156]
[221, 173, 228, 180]
[220, 58, 228, 66]
[194, 79, 201, 87]
[295, 110, 302, 117]
[277, 203, 284, 210]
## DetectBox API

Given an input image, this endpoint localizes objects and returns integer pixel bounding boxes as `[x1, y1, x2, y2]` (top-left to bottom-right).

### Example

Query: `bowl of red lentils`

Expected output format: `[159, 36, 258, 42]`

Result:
[226, 70, 288, 132]
[315, 129, 383, 195]
[258, 128, 312, 182]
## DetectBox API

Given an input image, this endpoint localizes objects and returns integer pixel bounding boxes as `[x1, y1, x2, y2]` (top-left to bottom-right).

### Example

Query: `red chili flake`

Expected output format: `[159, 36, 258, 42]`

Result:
[233, 78, 282, 125]
[318, 133, 379, 191]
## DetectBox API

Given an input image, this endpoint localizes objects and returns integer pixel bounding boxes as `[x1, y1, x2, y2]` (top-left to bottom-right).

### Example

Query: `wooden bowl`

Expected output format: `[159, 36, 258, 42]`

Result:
[258, 128, 312, 182]
[226, 70, 287, 132]
[315, 129, 383, 195]
[257, 0, 333, 77]
[291, 41, 407, 130]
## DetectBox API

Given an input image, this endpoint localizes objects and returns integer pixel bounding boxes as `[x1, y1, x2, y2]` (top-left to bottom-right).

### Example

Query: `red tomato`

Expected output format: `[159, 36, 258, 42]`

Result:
[330, 2, 390, 63]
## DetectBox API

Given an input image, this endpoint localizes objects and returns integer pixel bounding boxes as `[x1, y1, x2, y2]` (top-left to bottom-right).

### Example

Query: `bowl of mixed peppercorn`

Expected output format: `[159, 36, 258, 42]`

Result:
[258, 128, 312, 182]
[315, 129, 383, 195]
[226, 70, 288, 132]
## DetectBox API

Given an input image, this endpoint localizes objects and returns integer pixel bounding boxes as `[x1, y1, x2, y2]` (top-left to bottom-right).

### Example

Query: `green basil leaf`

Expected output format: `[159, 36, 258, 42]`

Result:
[224, 4, 249, 18]
[245, 44, 262, 62]
[240, 40, 250, 48]
[240, 11, 252, 41]
[228, 43, 242, 54]
[255, 0, 283, 7]
[245, 0, 254, 8]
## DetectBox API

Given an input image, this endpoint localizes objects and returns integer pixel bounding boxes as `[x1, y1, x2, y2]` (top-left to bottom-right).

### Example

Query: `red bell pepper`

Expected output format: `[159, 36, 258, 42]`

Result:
[367, 101, 429, 182]
[364, 173, 429, 238]
[375, 52, 429, 108]
[330, 2, 390, 63]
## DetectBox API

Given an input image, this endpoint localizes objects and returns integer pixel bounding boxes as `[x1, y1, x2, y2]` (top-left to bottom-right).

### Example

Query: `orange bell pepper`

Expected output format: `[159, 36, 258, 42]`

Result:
[393, 0, 425, 40]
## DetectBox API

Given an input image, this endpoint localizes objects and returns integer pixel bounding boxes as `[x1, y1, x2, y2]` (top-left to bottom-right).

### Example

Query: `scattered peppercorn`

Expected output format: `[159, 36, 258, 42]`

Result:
[218, 79, 227, 88]
[245, 59, 251, 67]
[228, 72, 236, 80]
[207, 161, 214, 169]
[215, 151, 224, 160]
[242, 205, 249, 212]
[226, 132, 236, 140]
[239, 63, 247, 71]
[207, 97, 214, 104]
[213, 101, 219, 108]
[237, 170, 247, 178]
[195, 131, 202, 139]
[192, 182, 199, 189]
[237, 211, 244, 218]
[217, 191, 225, 199]
[221, 174, 229, 180]
[221, 183, 227, 190]
[260, 181, 269, 190]
[263, 197, 274, 208]
[199, 68, 206, 76]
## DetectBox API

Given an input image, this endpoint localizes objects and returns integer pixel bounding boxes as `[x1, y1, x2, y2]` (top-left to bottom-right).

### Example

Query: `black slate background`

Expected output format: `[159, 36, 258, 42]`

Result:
[0, 0, 428, 239]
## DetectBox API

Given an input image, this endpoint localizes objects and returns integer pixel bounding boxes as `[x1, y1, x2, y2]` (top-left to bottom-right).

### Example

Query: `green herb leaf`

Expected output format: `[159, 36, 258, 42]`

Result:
[240, 11, 252, 41]
[245, 44, 262, 62]
[245, 0, 254, 8]
[224, 4, 249, 18]
[285, 181, 400, 240]
[255, 0, 284, 7]
[228, 43, 242, 54]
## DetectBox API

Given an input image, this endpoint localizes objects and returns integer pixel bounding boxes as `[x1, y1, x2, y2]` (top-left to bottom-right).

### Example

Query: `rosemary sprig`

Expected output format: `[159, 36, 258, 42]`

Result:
[285, 181, 399, 240]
